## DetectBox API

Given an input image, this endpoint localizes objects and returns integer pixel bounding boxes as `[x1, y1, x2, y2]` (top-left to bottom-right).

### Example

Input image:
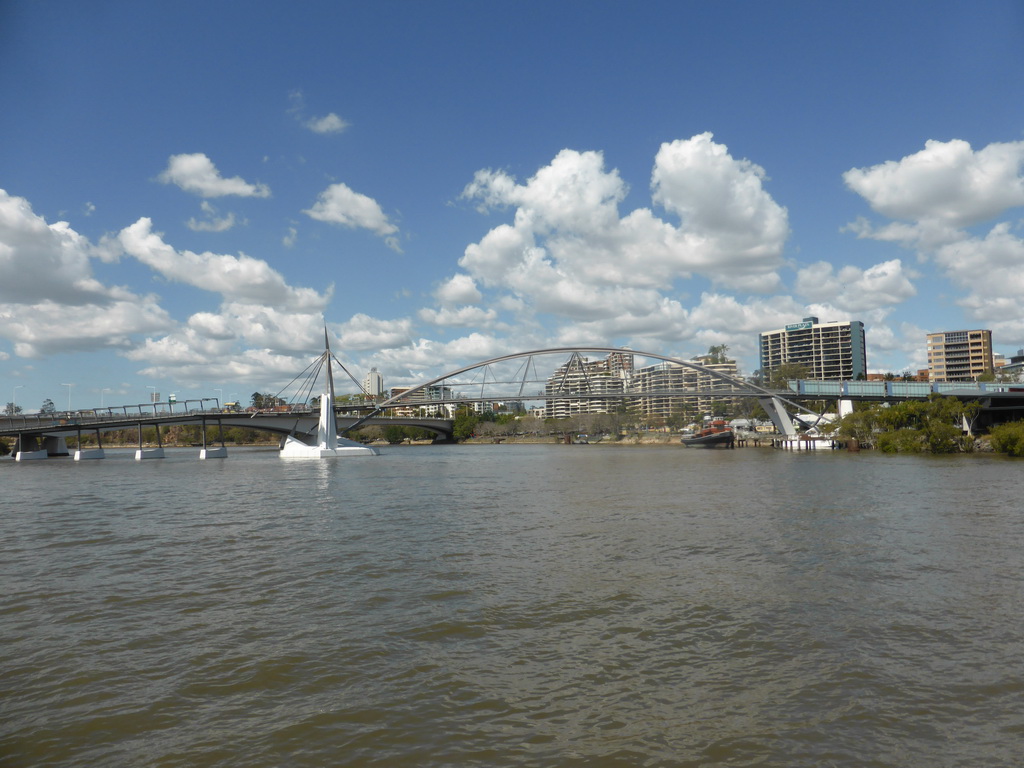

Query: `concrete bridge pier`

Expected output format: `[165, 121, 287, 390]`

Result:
[74, 427, 105, 461]
[13, 434, 43, 461]
[135, 423, 165, 460]
[14, 434, 68, 460]
[199, 417, 227, 459]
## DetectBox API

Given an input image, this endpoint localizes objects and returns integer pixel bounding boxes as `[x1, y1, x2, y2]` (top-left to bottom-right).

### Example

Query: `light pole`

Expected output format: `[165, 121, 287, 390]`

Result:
[61, 383, 74, 412]
[215, 388, 223, 407]
[101, 388, 111, 407]
[13, 384, 22, 410]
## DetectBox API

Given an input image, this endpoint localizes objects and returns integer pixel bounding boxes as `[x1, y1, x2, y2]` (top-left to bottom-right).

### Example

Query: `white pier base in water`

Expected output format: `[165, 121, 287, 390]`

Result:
[74, 448, 106, 461]
[135, 447, 165, 460]
[279, 434, 377, 459]
[199, 446, 228, 459]
[15, 449, 49, 461]
[279, 385, 378, 459]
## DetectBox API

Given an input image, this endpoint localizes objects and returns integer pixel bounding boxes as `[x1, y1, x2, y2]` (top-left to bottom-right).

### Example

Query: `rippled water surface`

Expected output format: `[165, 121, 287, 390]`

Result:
[2, 445, 1023, 767]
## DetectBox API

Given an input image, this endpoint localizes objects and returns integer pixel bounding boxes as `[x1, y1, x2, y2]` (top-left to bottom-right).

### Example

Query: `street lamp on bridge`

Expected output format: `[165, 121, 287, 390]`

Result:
[12, 384, 22, 410]
[61, 383, 74, 412]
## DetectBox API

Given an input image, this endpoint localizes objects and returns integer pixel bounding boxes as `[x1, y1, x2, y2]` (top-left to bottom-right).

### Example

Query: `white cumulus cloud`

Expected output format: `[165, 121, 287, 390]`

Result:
[843, 138, 1024, 227]
[304, 182, 401, 252]
[844, 138, 1024, 342]
[454, 135, 791, 341]
[0, 189, 174, 357]
[0, 298, 173, 358]
[158, 153, 271, 198]
[305, 113, 349, 134]
[118, 218, 331, 311]
[434, 273, 482, 306]
[418, 305, 498, 328]
[187, 201, 239, 232]
[796, 258, 917, 313]
[335, 313, 413, 351]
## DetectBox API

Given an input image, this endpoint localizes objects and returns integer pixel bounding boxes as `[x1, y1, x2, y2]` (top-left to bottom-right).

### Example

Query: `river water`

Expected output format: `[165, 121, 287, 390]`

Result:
[2, 444, 1022, 767]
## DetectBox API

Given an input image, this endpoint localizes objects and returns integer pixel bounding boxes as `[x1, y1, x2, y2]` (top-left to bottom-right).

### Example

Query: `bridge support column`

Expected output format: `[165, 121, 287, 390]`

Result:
[14, 434, 46, 461]
[15, 434, 48, 461]
[759, 396, 797, 437]
[43, 436, 69, 456]
[74, 427, 105, 461]
[838, 398, 854, 418]
[199, 417, 227, 459]
[135, 423, 164, 460]
[13, 435, 69, 460]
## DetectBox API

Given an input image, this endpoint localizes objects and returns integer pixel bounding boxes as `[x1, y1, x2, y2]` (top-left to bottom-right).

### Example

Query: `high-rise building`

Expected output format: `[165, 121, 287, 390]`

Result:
[926, 330, 993, 382]
[605, 349, 635, 377]
[544, 353, 627, 419]
[758, 317, 866, 381]
[629, 356, 739, 422]
[387, 384, 454, 417]
[363, 368, 384, 397]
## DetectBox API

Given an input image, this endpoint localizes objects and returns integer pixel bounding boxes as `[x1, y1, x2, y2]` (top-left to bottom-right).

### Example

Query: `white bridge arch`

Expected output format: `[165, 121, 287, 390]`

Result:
[350, 346, 808, 436]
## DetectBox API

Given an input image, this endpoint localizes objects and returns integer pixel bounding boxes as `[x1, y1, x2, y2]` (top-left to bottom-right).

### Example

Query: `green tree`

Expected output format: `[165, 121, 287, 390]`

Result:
[452, 407, 479, 442]
[40, 398, 56, 414]
[250, 392, 284, 409]
[834, 404, 879, 445]
[4, 402, 22, 416]
[768, 362, 810, 389]
[706, 344, 730, 364]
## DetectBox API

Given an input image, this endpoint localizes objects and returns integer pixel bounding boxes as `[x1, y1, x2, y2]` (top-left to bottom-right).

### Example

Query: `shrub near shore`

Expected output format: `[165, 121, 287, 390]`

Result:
[988, 421, 1024, 457]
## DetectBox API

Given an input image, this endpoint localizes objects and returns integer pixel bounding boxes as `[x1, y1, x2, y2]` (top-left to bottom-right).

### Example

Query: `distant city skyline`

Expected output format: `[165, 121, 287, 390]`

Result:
[3, 1, 1024, 412]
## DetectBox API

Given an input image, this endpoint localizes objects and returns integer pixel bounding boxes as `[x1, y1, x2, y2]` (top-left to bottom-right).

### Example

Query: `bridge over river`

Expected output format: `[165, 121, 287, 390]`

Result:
[0, 407, 455, 460]
[4, 343, 1023, 461]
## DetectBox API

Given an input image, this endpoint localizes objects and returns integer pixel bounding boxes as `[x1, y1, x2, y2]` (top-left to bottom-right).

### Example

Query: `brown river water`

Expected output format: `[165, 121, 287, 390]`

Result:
[2, 444, 1022, 767]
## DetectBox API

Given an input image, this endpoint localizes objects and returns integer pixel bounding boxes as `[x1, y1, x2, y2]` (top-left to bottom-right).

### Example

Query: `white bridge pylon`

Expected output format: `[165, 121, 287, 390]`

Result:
[345, 346, 808, 437]
[279, 329, 378, 459]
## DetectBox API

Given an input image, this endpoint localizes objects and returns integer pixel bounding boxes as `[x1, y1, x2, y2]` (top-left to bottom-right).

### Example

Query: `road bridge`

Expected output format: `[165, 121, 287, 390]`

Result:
[0, 408, 455, 460]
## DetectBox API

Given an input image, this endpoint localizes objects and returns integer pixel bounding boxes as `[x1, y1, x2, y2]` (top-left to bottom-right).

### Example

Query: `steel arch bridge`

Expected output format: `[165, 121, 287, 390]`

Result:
[349, 346, 810, 436]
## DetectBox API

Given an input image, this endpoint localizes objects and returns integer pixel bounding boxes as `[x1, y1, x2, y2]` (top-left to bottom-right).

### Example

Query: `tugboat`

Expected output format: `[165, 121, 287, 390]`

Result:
[681, 419, 735, 448]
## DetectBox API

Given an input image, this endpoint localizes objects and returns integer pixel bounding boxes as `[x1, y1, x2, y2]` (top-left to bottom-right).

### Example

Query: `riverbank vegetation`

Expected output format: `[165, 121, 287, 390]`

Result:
[829, 395, 981, 454]
[988, 421, 1024, 457]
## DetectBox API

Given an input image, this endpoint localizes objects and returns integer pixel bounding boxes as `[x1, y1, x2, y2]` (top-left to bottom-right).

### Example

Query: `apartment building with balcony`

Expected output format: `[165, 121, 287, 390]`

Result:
[926, 329, 993, 382]
[387, 384, 455, 417]
[544, 352, 628, 419]
[628, 355, 739, 423]
[758, 317, 866, 381]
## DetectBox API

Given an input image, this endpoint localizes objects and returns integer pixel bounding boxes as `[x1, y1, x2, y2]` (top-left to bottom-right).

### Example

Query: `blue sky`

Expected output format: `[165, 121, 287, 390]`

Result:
[2, 0, 1023, 412]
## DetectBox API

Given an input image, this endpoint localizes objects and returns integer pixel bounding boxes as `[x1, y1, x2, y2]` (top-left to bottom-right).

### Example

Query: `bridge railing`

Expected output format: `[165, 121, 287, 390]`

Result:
[789, 379, 1022, 398]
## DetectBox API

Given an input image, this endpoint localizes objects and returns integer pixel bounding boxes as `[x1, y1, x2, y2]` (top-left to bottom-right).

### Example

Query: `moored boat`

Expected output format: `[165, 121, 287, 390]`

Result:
[681, 419, 735, 448]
